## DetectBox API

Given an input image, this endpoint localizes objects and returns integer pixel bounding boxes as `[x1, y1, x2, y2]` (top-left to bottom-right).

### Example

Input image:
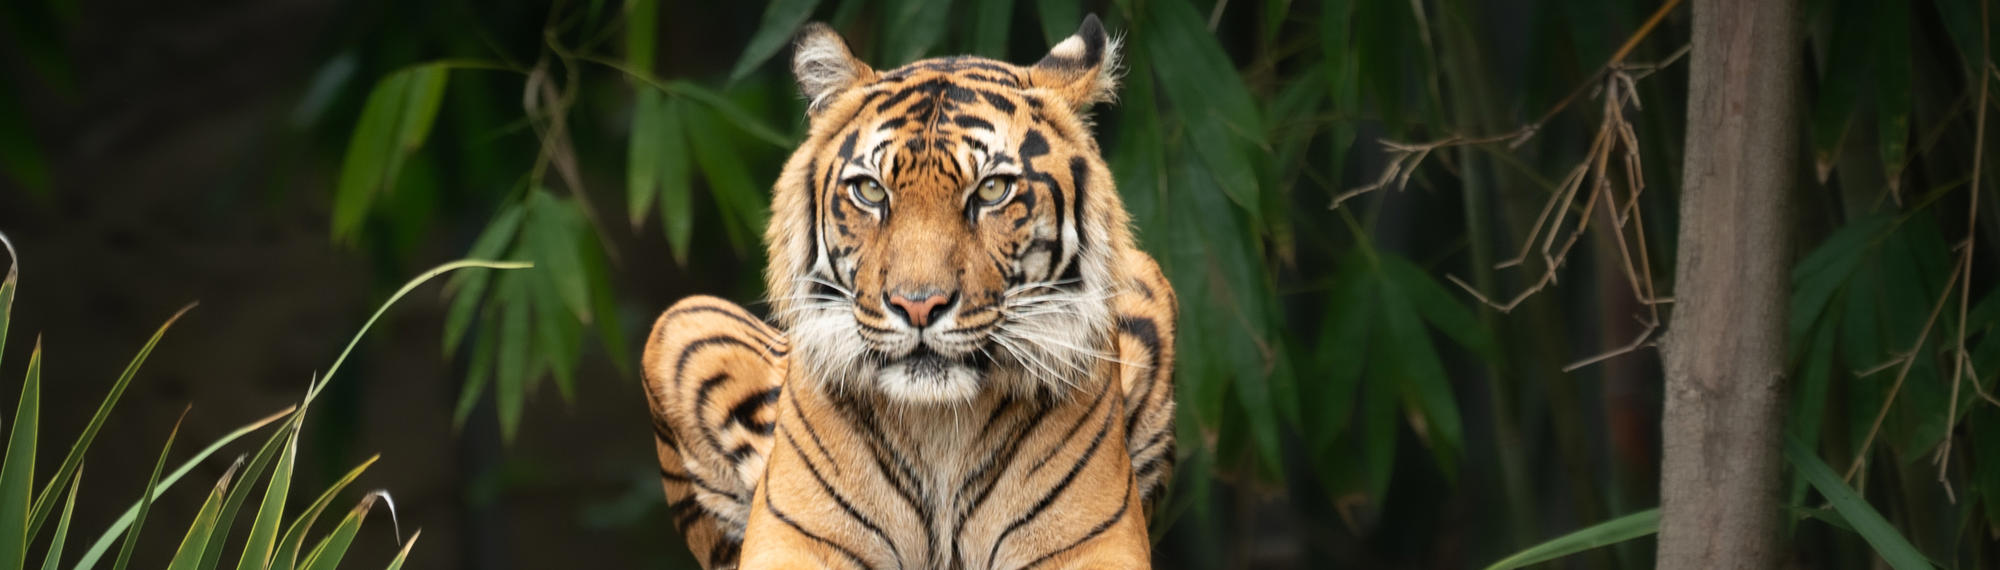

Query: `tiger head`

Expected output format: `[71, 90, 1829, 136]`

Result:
[764, 16, 1133, 404]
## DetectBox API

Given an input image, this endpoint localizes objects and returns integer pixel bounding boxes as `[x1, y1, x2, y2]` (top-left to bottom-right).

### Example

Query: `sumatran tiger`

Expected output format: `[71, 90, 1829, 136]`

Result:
[641, 15, 1176, 569]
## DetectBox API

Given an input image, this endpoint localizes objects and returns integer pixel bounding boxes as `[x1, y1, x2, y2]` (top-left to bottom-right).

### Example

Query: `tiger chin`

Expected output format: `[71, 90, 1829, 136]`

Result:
[641, 14, 1177, 570]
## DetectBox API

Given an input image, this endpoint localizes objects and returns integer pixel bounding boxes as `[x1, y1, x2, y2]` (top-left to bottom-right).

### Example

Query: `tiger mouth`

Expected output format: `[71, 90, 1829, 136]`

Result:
[876, 344, 994, 376]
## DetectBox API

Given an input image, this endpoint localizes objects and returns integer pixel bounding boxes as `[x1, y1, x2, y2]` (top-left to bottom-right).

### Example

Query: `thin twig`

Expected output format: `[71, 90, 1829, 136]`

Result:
[1844, 252, 1968, 483]
[1936, 0, 1990, 501]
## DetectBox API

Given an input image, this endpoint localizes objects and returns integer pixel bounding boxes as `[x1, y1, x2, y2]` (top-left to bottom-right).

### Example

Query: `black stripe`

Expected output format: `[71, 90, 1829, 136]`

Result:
[784, 428, 905, 568]
[766, 495, 871, 568]
[1117, 315, 1165, 438]
[1022, 476, 1133, 569]
[726, 386, 780, 435]
[987, 386, 1117, 566]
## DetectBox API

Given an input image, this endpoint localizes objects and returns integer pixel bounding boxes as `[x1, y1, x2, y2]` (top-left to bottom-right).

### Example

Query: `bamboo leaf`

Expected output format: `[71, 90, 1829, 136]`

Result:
[0, 341, 42, 570]
[331, 64, 451, 242]
[625, 0, 658, 74]
[972, 0, 1016, 57]
[526, 191, 592, 322]
[453, 317, 498, 430]
[687, 108, 770, 255]
[443, 204, 526, 355]
[496, 273, 531, 442]
[1379, 274, 1464, 479]
[1784, 437, 1931, 569]
[882, 0, 954, 64]
[729, 0, 822, 82]
[665, 80, 794, 148]
[199, 414, 293, 570]
[655, 97, 695, 265]
[1141, 0, 1264, 215]
[628, 89, 665, 228]
[1482, 508, 1660, 570]
[164, 458, 241, 570]
[1034, 0, 1080, 45]
[270, 456, 379, 570]
[1381, 255, 1501, 363]
[1873, 0, 1911, 189]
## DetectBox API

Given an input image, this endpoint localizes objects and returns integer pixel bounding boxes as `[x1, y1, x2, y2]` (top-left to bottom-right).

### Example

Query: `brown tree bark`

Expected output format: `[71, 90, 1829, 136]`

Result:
[1657, 0, 1800, 567]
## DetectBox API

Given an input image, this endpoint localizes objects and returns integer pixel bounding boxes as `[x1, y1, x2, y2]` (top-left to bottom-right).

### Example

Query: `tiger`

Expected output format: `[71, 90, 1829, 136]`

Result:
[641, 14, 1177, 569]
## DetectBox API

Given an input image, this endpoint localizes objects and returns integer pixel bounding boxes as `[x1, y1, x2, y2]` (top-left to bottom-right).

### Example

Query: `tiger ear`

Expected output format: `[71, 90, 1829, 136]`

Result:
[1028, 14, 1122, 110]
[792, 23, 875, 115]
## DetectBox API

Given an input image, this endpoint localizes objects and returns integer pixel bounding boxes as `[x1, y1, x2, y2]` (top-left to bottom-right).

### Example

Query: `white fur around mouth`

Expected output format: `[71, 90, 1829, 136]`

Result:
[876, 351, 982, 403]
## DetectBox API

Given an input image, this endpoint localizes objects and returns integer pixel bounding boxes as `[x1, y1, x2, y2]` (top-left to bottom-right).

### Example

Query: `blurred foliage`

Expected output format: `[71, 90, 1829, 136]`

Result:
[0, 236, 468, 568]
[13, 0, 1972, 565]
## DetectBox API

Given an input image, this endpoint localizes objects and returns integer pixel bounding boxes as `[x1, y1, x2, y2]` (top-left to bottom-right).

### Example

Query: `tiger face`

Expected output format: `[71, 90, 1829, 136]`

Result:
[764, 17, 1134, 404]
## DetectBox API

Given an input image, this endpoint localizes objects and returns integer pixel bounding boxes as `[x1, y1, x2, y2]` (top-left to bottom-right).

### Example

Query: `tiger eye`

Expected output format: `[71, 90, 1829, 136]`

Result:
[976, 178, 1012, 203]
[856, 179, 887, 204]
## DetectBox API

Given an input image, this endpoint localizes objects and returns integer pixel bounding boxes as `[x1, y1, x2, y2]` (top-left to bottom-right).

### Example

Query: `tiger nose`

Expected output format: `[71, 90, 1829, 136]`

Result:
[885, 290, 955, 329]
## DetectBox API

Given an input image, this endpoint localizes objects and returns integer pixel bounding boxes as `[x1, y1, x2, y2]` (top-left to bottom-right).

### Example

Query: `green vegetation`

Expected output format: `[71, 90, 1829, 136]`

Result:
[0, 235, 514, 568]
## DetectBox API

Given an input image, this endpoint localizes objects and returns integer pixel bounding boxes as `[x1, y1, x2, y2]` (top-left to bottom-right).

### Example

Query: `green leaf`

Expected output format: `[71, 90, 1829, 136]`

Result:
[972, 0, 1016, 57]
[497, 273, 531, 442]
[164, 459, 240, 570]
[1141, 0, 1264, 215]
[1381, 255, 1501, 363]
[666, 80, 794, 148]
[628, 90, 665, 229]
[1482, 508, 1660, 570]
[654, 97, 695, 265]
[382, 530, 420, 570]
[0, 341, 42, 570]
[729, 0, 822, 82]
[625, 0, 658, 74]
[236, 428, 298, 570]
[1307, 272, 1371, 454]
[882, 0, 954, 64]
[331, 64, 451, 242]
[1378, 274, 1464, 479]
[580, 236, 631, 377]
[270, 456, 379, 570]
[526, 192, 592, 322]
[1784, 436, 1931, 569]
[38, 464, 78, 570]
[530, 250, 581, 403]
[453, 318, 498, 430]
[1034, 0, 1080, 45]
[74, 408, 290, 570]
[29, 303, 197, 539]
[687, 108, 770, 255]
[444, 203, 525, 356]
[1809, 0, 1869, 181]
[201, 417, 295, 570]
[1873, 0, 1911, 188]
[298, 492, 394, 570]
[112, 410, 185, 570]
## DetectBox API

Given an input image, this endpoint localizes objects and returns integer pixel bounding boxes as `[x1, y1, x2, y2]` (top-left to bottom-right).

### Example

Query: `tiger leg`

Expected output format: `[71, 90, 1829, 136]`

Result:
[642, 296, 790, 570]
[1112, 248, 1179, 519]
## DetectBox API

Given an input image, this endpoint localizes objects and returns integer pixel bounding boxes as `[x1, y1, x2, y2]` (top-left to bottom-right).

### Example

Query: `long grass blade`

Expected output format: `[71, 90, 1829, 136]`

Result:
[234, 427, 299, 570]
[0, 341, 43, 569]
[110, 408, 188, 570]
[297, 492, 395, 570]
[73, 407, 291, 570]
[29, 303, 198, 538]
[303, 260, 531, 410]
[198, 414, 298, 570]
[381, 530, 419, 570]
[1482, 508, 1660, 570]
[1784, 437, 1931, 569]
[0, 231, 16, 374]
[164, 457, 241, 570]
[38, 464, 78, 570]
[270, 456, 379, 570]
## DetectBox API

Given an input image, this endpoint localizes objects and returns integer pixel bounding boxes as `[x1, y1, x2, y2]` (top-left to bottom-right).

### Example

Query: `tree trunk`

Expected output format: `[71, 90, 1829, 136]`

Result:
[1658, 0, 1800, 567]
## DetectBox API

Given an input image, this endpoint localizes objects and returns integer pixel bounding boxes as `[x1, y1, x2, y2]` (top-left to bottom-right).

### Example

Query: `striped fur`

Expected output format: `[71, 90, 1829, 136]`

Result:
[642, 15, 1175, 569]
